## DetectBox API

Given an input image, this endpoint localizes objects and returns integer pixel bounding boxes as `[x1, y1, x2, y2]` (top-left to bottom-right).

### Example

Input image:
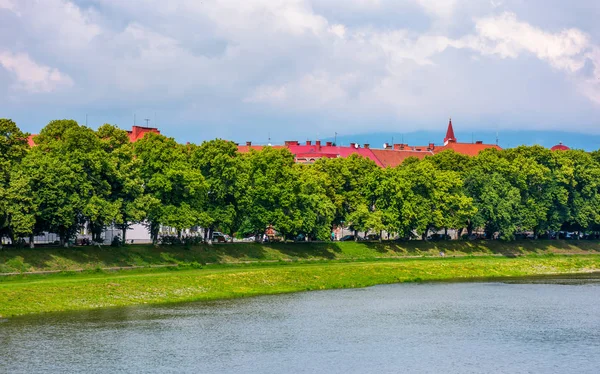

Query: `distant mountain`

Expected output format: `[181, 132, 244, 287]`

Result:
[323, 130, 600, 152]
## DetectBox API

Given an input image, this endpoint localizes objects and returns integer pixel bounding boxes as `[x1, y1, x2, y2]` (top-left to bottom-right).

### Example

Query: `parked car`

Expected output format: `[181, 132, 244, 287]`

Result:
[340, 235, 355, 241]
[365, 234, 380, 241]
[212, 232, 226, 243]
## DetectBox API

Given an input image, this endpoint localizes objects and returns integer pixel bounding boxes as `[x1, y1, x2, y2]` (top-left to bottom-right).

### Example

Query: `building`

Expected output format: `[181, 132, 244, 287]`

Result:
[126, 125, 161, 142]
[238, 119, 502, 167]
[550, 142, 570, 151]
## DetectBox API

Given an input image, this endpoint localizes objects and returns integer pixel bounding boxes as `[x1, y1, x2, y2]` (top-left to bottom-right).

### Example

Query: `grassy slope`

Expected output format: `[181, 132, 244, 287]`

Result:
[2, 240, 600, 274]
[2, 255, 600, 316]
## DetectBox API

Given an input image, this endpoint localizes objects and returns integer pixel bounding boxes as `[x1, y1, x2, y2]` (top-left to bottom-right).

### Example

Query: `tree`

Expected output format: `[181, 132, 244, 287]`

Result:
[398, 159, 476, 239]
[96, 124, 146, 244]
[21, 120, 118, 246]
[0, 119, 33, 247]
[134, 133, 207, 242]
[313, 154, 380, 236]
[192, 139, 246, 241]
[294, 164, 335, 240]
[464, 149, 522, 239]
[238, 147, 300, 240]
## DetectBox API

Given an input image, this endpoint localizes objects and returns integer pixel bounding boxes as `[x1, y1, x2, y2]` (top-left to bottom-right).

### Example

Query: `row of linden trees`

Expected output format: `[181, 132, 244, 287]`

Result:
[2, 118, 600, 247]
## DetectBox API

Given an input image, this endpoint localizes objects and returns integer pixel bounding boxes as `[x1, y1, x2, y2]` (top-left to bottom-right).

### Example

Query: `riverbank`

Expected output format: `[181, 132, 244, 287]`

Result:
[2, 240, 600, 274]
[2, 254, 600, 317]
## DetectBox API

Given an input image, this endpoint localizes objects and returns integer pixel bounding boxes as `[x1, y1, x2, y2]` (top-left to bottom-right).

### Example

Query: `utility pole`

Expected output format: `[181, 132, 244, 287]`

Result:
[144, 118, 150, 127]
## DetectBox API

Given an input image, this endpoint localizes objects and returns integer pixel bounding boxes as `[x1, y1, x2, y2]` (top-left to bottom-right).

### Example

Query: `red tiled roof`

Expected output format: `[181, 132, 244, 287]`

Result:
[371, 149, 433, 168]
[237, 143, 384, 167]
[435, 142, 501, 156]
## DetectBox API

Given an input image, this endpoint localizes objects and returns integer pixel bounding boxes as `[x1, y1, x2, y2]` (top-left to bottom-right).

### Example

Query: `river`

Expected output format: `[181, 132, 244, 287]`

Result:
[2, 275, 600, 373]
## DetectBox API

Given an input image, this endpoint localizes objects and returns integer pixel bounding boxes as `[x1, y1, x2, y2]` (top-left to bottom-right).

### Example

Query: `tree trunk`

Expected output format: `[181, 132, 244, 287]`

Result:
[467, 220, 474, 236]
[207, 228, 213, 245]
[354, 230, 358, 242]
[444, 227, 448, 240]
[122, 226, 127, 245]
[29, 234, 35, 248]
[150, 221, 159, 245]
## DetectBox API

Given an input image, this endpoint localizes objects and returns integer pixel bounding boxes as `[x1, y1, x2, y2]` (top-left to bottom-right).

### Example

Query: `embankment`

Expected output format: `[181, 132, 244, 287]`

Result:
[2, 240, 600, 274]
[1, 241, 600, 316]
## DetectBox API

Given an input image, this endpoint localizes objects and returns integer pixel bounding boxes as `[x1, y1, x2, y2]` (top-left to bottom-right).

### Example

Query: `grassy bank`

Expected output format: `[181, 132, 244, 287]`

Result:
[2, 255, 600, 317]
[2, 240, 600, 274]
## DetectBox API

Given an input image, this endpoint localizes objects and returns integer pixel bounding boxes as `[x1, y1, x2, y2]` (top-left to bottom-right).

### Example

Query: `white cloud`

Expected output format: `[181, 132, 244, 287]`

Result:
[0, 0, 15, 12]
[2, 0, 600, 138]
[472, 12, 590, 73]
[415, 0, 457, 18]
[0, 51, 73, 93]
[245, 72, 349, 110]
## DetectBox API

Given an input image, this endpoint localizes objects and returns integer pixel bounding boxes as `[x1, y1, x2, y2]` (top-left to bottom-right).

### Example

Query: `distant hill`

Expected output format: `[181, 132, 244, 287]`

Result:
[323, 130, 600, 152]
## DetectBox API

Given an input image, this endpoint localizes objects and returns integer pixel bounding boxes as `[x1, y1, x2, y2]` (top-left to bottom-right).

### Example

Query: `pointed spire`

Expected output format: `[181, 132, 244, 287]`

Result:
[444, 117, 456, 145]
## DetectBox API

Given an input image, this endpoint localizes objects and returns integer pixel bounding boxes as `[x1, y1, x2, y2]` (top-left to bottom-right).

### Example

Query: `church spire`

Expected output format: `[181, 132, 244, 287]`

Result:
[444, 117, 456, 145]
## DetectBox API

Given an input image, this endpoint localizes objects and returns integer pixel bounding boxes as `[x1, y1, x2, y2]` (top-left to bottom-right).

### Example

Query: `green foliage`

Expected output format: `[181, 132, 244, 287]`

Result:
[4, 117, 600, 246]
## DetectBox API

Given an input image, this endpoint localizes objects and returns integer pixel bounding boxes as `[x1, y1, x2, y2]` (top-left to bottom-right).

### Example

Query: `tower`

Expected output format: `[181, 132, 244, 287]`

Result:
[443, 118, 456, 145]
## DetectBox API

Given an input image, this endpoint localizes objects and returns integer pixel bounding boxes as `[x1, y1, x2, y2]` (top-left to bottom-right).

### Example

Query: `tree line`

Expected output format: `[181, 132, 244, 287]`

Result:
[2, 118, 600, 247]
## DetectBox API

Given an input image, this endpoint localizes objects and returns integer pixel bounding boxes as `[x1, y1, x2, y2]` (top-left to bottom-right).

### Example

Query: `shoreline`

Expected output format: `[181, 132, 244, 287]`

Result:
[2, 254, 600, 317]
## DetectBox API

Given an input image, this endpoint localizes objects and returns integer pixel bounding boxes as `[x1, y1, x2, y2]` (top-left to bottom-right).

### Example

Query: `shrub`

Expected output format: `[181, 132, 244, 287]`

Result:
[6, 256, 30, 272]
[111, 236, 122, 247]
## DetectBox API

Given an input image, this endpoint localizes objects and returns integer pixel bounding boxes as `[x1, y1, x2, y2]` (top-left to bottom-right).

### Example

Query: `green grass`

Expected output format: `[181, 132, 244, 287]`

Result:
[2, 240, 600, 274]
[2, 254, 600, 317]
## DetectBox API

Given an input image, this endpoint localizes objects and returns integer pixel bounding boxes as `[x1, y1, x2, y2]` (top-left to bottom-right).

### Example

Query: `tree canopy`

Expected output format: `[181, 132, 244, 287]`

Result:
[3, 118, 600, 247]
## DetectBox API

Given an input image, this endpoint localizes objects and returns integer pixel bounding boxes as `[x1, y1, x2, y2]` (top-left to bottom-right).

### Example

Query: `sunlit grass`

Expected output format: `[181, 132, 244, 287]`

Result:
[1, 254, 600, 317]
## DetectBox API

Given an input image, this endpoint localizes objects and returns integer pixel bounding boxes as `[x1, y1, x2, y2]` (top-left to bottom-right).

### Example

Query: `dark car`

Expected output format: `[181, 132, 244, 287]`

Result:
[339, 235, 355, 241]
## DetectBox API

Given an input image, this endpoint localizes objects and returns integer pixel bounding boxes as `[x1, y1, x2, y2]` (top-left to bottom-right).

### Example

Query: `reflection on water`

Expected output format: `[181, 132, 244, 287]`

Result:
[2, 277, 600, 373]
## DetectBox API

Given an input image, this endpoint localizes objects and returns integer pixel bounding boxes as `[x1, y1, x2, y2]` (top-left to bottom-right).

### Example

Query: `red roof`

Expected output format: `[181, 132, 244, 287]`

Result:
[127, 126, 160, 142]
[443, 118, 456, 144]
[237, 143, 384, 167]
[371, 149, 433, 168]
[550, 142, 570, 151]
[27, 134, 37, 147]
[435, 142, 501, 156]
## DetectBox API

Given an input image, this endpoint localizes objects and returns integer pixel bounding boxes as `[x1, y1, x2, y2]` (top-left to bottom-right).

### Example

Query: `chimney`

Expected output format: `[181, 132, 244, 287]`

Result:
[246, 141, 252, 146]
[363, 144, 370, 149]
[350, 142, 357, 148]
[306, 140, 311, 146]
[315, 140, 321, 147]
[475, 140, 483, 144]
[428, 143, 435, 150]
[326, 141, 332, 146]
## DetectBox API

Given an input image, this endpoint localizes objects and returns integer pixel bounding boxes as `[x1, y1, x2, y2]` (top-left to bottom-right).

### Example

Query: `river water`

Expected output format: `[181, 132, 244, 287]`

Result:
[2, 275, 600, 373]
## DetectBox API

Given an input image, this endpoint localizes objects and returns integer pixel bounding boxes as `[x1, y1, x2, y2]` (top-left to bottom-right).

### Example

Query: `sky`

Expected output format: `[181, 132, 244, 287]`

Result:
[1, 0, 600, 145]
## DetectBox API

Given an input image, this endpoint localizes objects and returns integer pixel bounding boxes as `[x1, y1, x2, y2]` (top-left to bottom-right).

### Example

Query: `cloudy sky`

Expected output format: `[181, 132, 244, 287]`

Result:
[1, 0, 599, 143]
